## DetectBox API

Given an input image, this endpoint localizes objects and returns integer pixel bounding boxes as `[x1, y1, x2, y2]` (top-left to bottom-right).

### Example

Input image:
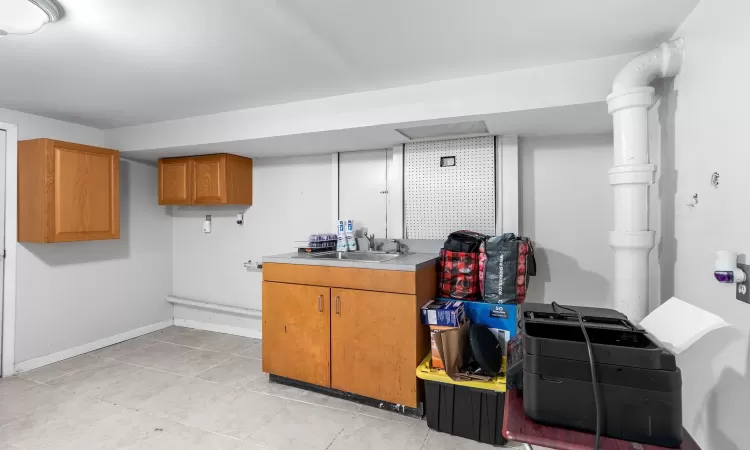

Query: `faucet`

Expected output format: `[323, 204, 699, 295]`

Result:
[389, 239, 404, 254]
[364, 232, 376, 251]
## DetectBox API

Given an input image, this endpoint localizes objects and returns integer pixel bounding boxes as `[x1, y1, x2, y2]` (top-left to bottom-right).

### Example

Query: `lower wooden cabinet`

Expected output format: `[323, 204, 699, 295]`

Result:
[331, 288, 421, 406]
[261, 263, 436, 408]
[262, 282, 331, 387]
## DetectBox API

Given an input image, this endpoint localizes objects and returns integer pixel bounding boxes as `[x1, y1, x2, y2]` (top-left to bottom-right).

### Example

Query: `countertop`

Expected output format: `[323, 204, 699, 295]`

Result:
[262, 252, 439, 272]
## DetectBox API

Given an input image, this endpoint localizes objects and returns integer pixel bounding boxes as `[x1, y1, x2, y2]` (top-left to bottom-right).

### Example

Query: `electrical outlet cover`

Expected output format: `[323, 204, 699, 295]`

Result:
[737, 263, 749, 304]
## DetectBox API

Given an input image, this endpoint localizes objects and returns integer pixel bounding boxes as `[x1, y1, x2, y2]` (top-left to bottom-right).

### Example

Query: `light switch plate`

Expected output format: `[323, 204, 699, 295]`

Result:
[737, 263, 749, 304]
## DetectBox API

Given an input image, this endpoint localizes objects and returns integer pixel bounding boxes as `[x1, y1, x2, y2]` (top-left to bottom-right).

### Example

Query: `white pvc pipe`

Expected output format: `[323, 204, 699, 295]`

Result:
[606, 39, 684, 322]
[166, 295, 262, 318]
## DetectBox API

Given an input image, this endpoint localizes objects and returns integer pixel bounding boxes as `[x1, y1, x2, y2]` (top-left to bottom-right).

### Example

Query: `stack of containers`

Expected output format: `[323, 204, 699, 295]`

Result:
[414, 231, 534, 446]
[297, 234, 337, 253]
[418, 300, 514, 446]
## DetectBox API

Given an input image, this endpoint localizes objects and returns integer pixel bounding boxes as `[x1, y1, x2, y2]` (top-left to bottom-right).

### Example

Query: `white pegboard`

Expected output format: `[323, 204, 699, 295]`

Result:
[404, 136, 496, 239]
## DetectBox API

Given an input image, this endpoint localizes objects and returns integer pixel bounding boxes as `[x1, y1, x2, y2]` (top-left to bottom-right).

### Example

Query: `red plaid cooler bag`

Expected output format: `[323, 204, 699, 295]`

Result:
[438, 231, 487, 300]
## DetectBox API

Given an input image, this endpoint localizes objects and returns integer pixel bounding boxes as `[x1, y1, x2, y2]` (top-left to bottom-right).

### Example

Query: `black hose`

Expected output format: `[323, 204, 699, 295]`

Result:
[551, 302, 601, 450]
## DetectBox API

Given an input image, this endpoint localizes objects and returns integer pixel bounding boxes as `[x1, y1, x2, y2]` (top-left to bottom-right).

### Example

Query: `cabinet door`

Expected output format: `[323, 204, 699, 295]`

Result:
[262, 282, 331, 387]
[192, 154, 227, 204]
[331, 288, 418, 406]
[159, 157, 192, 205]
[53, 142, 119, 242]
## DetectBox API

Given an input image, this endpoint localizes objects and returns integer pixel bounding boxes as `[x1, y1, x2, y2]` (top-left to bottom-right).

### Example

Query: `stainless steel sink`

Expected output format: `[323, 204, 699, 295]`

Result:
[307, 251, 403, 263]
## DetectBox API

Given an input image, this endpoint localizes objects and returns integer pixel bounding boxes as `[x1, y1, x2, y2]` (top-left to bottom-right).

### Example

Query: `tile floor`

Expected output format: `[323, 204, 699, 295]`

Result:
[0, 326, 541, 450]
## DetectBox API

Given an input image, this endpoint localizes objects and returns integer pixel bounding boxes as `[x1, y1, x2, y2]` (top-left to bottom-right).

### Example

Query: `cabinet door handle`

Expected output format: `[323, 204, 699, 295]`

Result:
[335, 296, 340, 315]
[317, 295, 323, 312]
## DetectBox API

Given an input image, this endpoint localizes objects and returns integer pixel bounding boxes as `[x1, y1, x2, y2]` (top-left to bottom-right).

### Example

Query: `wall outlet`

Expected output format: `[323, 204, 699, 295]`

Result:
[203, 215, 212, 233]
[737, 263, 749, 304]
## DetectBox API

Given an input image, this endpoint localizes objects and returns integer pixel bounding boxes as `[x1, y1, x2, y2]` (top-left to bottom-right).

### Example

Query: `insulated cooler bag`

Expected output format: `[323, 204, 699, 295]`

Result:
[438, 231, 487, 300]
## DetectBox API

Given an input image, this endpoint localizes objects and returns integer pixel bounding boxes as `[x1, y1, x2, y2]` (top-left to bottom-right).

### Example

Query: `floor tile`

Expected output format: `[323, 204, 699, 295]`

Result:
[47, 359, 143, 395]
[89, 368, 185, 409]
[239, 343, 262, 359]
[420, 429, 499, 449]
[294, 389, 363, 413]
[161, 329, 223, 348]
[88, 338, 157, 359]
[0, 396, 121, 450]
[194, 356, 263, 388]
[328, 413, 428, 450]
[152, 348, 232, 377]
[49, 407, 166, 450]
[234, 443, 266, 450]
[181, 389, 289, 440]
[138, 376, 236, 421]
[358, 405, 426, 426]
[0, 376, 37, 396]
[113, 342, 192, 367]
[130, 425, 242, 450]
[0, 380, 74, 426]
[248, 400, 356, 450]
[142, 326, 194, 342]
[19, 354, 103, 383]
[243, 375, 304, 400]
[200, 333, 261, 355]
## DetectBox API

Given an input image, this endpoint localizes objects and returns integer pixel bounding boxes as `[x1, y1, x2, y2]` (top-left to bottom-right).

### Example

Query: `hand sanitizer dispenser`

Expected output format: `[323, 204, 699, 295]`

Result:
[715, 251, 746, 283]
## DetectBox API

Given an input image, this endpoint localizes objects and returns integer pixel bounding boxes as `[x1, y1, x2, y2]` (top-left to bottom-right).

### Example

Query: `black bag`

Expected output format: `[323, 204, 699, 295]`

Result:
[483, 234, 535, 304]
[443, 230, 487, 253]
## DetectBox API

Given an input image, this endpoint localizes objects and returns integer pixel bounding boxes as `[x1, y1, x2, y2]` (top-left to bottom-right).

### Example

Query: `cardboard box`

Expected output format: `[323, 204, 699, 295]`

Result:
[438, 299, 517, 356]
[429, 325, 454, 369]
[421, 300, 466, 327]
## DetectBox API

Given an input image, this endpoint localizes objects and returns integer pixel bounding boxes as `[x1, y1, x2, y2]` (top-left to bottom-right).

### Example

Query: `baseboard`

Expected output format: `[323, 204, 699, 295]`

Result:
[174, 318, 262, 339]
[14, 319, 174, 374]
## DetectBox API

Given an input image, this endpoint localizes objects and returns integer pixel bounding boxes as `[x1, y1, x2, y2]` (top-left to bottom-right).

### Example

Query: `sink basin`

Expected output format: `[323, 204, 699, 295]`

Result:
[308, 252, 403, 263]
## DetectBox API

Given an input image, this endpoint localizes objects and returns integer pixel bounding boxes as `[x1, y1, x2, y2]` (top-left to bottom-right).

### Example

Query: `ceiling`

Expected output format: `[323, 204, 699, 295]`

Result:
[0, 0, 697, 129]
[125, 102, 614, 162]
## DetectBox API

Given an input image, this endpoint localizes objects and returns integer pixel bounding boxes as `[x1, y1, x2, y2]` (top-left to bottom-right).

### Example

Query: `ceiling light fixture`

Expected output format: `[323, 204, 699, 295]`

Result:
[0, 0, 63, 36]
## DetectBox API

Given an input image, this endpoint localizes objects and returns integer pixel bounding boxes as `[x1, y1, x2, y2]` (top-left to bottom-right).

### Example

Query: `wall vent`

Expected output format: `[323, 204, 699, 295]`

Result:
[395, 120, 488, 141]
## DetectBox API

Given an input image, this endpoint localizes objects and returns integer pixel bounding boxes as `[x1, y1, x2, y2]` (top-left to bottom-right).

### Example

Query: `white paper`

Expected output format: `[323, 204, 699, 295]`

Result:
[639, 297, 729, 354]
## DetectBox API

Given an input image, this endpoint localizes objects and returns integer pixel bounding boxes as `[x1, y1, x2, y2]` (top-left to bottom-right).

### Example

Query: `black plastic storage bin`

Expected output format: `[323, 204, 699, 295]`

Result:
[520, 303, 683, 448]
[423, 380, 507, 446]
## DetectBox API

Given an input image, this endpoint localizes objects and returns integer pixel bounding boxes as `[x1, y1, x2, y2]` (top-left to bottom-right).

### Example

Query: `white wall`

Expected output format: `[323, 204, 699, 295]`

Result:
[520, 132, 663, 311]
[520, 134, 615, 307]
[171, 154, 333, 334]
[0, 108, 173, 363]
[653, 1, 750, 448]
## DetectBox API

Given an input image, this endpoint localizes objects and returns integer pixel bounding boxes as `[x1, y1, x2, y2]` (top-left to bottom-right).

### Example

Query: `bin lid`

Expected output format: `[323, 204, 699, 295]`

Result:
[415, 353, 507, 393]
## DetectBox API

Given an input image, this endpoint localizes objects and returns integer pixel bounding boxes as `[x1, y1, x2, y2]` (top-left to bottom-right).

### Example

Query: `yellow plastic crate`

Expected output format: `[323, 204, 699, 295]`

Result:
[415, 353, 507, 393]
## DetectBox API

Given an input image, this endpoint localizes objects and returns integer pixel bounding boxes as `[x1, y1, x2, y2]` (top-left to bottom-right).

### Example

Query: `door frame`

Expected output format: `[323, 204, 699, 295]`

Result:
[0, 122, 18, 377]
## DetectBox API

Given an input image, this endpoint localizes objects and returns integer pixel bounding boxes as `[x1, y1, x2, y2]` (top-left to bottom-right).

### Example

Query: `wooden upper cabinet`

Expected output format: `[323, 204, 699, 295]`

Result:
[18, 139, 120, 243]
[192, 155, 225, 204]
[158, 153, 252, 205]
[158, 157, 192, 205]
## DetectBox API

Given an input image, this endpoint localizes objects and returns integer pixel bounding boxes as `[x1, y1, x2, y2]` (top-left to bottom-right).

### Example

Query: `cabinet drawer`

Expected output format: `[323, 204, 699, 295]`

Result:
[263, 263, 418, 294]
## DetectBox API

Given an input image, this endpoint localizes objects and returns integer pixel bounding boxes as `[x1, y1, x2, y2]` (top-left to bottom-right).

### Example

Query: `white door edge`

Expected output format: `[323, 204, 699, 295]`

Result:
[0, 123, 17, 377]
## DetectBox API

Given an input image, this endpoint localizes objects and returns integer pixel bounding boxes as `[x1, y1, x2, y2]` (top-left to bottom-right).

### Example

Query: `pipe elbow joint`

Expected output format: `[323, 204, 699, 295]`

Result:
[611, 38, 684, 94]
